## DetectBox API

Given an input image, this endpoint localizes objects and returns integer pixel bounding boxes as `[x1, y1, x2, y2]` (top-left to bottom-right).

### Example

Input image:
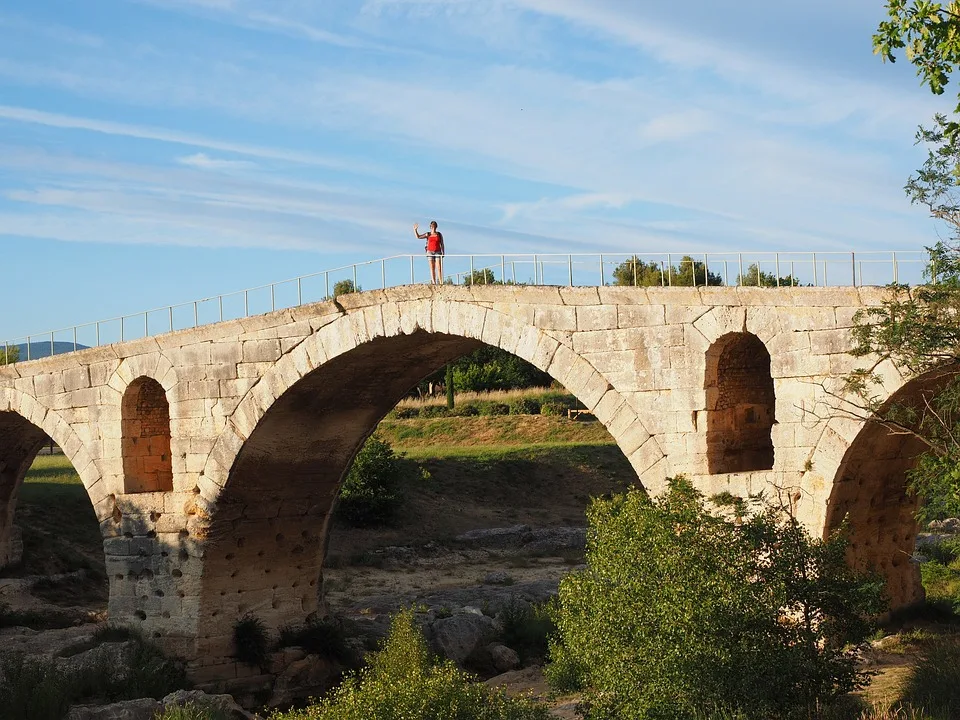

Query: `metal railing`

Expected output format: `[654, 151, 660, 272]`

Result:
[1, 250, 927, 364]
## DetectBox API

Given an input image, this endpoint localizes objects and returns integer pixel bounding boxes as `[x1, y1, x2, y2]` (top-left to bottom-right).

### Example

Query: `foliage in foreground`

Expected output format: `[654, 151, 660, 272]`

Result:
[547, 478, 885, 720]
[270, 609, 550, 720]
[338, 434, 427, 526]
[155, 703, 227, 720]
[897, 635, 960, 719]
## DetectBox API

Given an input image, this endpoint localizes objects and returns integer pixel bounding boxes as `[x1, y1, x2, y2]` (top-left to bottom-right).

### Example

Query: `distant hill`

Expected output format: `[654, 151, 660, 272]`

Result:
[10, 341, 90, 361]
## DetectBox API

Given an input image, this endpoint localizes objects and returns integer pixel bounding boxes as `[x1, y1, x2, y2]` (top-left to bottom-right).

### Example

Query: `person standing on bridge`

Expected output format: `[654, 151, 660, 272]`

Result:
[414, 221, 445, 285]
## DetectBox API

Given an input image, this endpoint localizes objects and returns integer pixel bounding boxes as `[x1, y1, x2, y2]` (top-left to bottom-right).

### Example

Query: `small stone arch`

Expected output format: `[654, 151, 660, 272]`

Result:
[705, 332, 776, 474]
[121, 377, 173, 493]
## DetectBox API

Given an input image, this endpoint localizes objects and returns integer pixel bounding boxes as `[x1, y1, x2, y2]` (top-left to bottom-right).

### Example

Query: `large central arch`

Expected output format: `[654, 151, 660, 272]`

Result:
[193, 300, 659, 659]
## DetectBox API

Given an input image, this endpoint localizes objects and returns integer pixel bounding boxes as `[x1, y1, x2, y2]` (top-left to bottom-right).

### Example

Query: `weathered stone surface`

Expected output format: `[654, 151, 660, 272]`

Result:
[65, 699, 161, 720]
[430, 612, 496, 665]
[0, 284, 930, 682]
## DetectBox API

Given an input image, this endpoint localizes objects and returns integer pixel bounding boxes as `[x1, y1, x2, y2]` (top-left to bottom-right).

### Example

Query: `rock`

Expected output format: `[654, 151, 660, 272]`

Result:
[0, 524, 23, 568]
[65, 699, 161, 720]
[162, 689, 256, 719]
[455, 525, 586, 555]
[268, 655, 339, 708]
[483, 571, 513, 585]
[430, 612, 495, 665]
[486, 643, 520, 673]
[56, 641, 140, 684]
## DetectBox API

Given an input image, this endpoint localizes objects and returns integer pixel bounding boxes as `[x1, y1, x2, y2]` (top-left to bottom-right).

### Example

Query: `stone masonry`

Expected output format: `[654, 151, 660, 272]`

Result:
[0, 284, 933, 688]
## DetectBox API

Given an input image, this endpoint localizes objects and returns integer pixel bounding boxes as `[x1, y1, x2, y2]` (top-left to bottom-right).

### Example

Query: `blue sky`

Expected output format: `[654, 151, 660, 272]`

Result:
[0, 0, 949, 339]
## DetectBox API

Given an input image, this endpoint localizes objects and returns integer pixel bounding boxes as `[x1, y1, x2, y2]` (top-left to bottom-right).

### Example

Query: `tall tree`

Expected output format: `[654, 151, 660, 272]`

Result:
[0, 345, 18, 365]
[612, 255, 722, 287]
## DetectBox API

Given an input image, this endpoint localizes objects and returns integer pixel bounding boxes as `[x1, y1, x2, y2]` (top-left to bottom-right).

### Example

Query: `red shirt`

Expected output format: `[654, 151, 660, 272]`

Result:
[427, 232, 443, 253]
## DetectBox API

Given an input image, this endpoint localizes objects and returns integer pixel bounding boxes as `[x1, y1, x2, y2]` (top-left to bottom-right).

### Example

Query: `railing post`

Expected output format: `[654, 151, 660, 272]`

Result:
[791, 262, 796, 286]
[812, 253, 818, 286]
[324, 272, 329, 300]
[381, 260, 386, 290]
[169, 306, 174, 332]
[26, 337, 30, 361]
[893, 251, 899, 284]
[599, 254, 604, 286]
[823, 260, 828, 286]
[3, 341, 7, 364]
[270, 284, 276, 312]
[703, 253, 708, 287]
[145, 311, 149, 337]
[96, 323, 100, 347]
[410, 256, 415, 285]
[194, 301, 199, 328]
[775, 254, 780, 287]
[353, 264, 358, 291]
[470, 255, 475, 286]
[851, 252, 856, 287]
[738, 253, 743, 286]
[501, 255, 506, 285]
[73, 328, 77, 352]
[723, 260, 729, 287]
[568, 255, 574, 286]
[633, 255, 638, 286]
[120, 317, 124, 343]
[50, 331, 55, 357]
[667, 254, 673, 286]
[533, 254, 539, 285]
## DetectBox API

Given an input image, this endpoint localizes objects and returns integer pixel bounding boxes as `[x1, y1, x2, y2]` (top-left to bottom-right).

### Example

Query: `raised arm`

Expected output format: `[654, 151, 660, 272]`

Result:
[414, 223, 428, 240]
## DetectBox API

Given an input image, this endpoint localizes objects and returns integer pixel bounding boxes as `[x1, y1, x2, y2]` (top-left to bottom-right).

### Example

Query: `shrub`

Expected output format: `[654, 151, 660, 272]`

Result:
[270, 609, 550, 720]
[539, 401, 566, 417]
[508, 397, 541, 415]
[278, 618, 351, 664]
[393, 407, 420, 420]
[499, 599, 556, 665]
[451, 403, 480, 417]
[899, 635, 960, 717]
[548, 478, 885, 720]
[233, 614, 269, 667]
[0, 655, 72, 720]
[419, 405, 450, 419]
[476, 402, 510, 417]
[338, 435, 410, 526]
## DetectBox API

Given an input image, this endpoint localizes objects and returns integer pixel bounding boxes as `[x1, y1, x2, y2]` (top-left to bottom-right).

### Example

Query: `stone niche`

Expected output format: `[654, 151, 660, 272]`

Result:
[705, 332, 776, 474]
[121, 376, 174, 493]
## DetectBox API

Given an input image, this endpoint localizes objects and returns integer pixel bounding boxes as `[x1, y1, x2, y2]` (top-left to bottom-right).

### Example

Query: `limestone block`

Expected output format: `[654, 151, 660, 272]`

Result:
[597, 286, 651, 305]
[480, 310, 505, 348]
[63, 366, 91, 392]
[576, 306, 618, 332]
[209, 342, 242, 365]
[33, 371, 66, 397]
[629, 438, 666, 477]
[779, 307, 836, 332]
[693, 306, 747, 345]
[560, 286, 601, 305]
[772, 350, 832, 379]
[241, 340, 281, 364]
[237, 361, 275, 379]
[581, 350, 639, 375]
[617, 305, 666, 328]
[175, 343, 214, 368]
[698, 287, 743, 306]
[809, 329, 855, 355]
[534, 306, 577, 332]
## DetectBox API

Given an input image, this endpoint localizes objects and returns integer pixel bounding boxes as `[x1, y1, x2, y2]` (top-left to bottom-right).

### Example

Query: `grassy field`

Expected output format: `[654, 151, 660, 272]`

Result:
[377, 414, 616, 453]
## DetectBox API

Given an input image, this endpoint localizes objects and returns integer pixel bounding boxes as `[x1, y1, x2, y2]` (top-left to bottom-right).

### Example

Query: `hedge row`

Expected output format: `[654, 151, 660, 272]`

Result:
[389, 394, 580, 420]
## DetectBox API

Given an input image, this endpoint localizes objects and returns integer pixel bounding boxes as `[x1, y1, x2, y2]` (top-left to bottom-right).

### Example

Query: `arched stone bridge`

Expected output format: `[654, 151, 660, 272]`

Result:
[0, 284, 928, 686]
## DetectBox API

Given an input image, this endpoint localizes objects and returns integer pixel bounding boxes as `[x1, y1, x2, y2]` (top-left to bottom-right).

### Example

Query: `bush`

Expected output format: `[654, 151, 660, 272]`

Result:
[338, 435, 425, 527]
[539, 401, 567, 417]
[451, 403, 480, 417]
[508, 397, 541, 415]
[419, 405, 450, 419]
[899, 635, 960, 717]
[278, 618, 351, 664]
[548, 478, 885, 720]
[270, 609, 550, 720]
[476, 402, 510, 417]
[233, 614, 269, 667]
[393, 407, 420, 420]
[499, 599, 555, 665]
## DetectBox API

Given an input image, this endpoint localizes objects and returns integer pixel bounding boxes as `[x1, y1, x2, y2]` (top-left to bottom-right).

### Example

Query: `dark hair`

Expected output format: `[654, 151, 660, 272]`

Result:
[429, 221, 438, 229]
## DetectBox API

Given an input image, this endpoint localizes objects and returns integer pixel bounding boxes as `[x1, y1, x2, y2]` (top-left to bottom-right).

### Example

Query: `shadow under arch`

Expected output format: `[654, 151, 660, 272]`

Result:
[823, 366, 960, 611]
[194, 299, 658, 658]
[0, 388, 104, 576]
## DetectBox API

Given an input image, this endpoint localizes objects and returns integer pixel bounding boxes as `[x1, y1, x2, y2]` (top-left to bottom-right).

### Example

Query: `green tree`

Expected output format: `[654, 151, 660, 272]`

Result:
[465, 268, 497, 285]
[547, 479, 884, 720]
[875, 2, 960, 126]
[612, 255, 722, 287]
[333, 279, 361, 297]
[338, 434, 418, 526]
[0, 345, 19, 365]
[736, 263, 800, 287]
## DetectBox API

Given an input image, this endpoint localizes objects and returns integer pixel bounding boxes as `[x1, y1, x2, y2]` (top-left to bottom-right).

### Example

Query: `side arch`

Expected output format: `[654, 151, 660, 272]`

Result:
[819, 366, 959, 610]
[192, 298, 661, 657]
[0, 388, 104, 568]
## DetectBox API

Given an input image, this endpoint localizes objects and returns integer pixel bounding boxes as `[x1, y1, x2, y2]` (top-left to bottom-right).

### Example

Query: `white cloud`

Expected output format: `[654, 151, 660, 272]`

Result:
[176, 153, 255, 170]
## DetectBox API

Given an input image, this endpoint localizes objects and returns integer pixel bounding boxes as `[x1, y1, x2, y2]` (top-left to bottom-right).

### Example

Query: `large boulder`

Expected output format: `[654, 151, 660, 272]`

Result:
[162, 689, 256, 719]
[430, 611, 496, 665]
[65, 699, 160, 720]
[267, 654, 339, 708]
[56, 641, 140, 684]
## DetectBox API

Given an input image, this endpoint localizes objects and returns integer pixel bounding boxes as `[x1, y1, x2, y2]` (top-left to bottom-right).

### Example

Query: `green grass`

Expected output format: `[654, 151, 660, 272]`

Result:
[377, 415, 616, 453]
[1, 455, 106, 598]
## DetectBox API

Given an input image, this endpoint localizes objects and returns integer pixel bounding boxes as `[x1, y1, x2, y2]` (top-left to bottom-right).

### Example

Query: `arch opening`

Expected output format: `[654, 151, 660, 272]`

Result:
[705, 332, 775, 474]
[122, 376, 173, 493]
[0, 410, 107, 610]
[196, 328, 637, 659]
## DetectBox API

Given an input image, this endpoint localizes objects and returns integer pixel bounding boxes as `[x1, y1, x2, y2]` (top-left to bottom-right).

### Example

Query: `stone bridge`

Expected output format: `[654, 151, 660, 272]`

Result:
[0, 284, 930, 686]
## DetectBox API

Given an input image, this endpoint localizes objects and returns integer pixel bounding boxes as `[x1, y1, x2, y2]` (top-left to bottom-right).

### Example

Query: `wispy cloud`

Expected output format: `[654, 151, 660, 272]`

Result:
[176, 153, 255, 170]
